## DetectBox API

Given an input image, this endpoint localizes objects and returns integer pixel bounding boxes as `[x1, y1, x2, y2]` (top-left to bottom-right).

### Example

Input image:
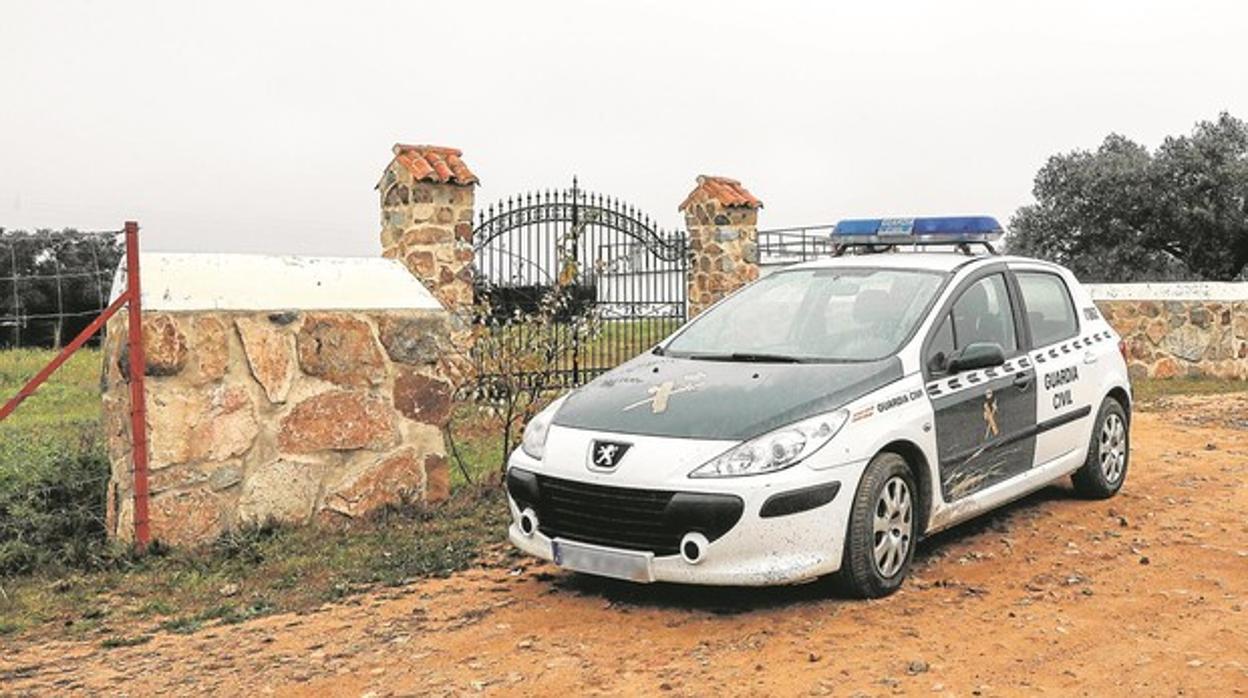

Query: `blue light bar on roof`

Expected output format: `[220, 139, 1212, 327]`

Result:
[831, 216, 1003, 245]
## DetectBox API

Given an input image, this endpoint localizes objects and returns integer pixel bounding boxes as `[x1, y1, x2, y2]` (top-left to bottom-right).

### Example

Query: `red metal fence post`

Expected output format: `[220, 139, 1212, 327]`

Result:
[123, 221, 151, 550]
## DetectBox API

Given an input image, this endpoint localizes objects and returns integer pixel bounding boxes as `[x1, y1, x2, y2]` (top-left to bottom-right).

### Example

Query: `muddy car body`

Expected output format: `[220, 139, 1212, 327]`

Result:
[506, 217, 1132, 597]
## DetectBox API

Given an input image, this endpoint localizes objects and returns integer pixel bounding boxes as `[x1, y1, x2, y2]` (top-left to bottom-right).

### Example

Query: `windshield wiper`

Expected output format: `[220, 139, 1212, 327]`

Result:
[690, 352, 806, 364]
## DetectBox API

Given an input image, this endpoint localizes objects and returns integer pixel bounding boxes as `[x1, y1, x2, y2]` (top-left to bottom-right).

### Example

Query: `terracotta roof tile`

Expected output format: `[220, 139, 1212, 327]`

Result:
[679, 175, 762, 211]
[391, 144, 479, 186]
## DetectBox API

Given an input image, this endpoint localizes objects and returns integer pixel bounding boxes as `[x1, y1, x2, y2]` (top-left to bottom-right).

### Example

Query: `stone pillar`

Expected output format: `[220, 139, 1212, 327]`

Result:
[379, 144, 478, 314]
[680, 175, 763, 318]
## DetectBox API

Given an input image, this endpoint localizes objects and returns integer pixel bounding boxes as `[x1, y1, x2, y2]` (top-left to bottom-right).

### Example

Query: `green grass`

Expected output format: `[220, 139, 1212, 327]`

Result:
[1132, 376, 1248, 403]
[447, 404, 510, 487]
[0, 347, 106, 426]
[0, 348, 113, 575]
[575, 317, 680, 369]
[481, 317, 680, 374]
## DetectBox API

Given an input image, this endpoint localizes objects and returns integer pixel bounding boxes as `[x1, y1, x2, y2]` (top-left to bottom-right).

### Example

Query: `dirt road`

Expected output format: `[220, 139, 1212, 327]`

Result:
[4, 395, 1246, 697]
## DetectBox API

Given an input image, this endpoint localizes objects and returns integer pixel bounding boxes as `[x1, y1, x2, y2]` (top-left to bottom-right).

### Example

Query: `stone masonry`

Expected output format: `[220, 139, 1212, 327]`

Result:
[680, 175, 763, 318]
[1095, 298, 1248, 380]
[379, 144, 477, 314]
[101, 307, 456, 546]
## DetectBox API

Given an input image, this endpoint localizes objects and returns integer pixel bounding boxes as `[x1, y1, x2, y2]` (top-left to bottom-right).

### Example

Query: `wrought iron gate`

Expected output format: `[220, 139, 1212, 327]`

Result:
[473, 178, 687, 388]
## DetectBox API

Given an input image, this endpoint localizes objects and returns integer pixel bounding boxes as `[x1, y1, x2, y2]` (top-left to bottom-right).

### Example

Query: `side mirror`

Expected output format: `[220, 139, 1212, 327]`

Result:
[946, 342, 1005, 374]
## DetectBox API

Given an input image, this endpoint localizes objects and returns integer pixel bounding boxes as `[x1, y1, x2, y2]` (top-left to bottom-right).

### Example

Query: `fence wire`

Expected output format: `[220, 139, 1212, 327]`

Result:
[0, 228, 124, 350]
[1, 226, 130, 574]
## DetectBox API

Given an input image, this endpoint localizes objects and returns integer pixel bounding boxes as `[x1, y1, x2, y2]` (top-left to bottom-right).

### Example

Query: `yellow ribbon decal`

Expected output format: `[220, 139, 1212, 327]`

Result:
[983, 389, 1000, 439]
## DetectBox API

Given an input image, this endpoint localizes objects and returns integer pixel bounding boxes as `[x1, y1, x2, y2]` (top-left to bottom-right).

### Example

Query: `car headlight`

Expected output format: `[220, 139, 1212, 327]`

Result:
[689, 409, 849, 478]
[520, 396, 568, 460]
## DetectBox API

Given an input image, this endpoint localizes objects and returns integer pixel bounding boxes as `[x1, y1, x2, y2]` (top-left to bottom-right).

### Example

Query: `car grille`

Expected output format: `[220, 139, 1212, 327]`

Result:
[535, 475, 683, 556]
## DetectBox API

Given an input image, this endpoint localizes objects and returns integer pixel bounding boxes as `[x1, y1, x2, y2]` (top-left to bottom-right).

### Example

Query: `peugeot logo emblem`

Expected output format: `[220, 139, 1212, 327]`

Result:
[589, 440, 632, 470]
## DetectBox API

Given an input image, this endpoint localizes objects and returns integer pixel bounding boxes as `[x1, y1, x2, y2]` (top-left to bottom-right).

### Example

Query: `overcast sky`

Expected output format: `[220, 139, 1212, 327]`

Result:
[2, 1, 1245, 256]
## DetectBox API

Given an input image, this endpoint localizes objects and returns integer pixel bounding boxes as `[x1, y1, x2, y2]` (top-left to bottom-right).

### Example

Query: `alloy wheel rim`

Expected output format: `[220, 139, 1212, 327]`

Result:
[872, 476, 913, 578]
[1099, 413, 1126, 484]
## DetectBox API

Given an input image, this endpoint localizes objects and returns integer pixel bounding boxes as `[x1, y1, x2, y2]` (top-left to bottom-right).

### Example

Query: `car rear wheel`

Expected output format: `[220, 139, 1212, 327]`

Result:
[836, 452, 916, 598]
[1072, 397, 1129, 499]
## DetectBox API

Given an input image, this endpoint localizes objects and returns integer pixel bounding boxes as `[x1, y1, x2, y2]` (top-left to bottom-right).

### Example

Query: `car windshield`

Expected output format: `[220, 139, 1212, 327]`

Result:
[664, 267, 948, 362]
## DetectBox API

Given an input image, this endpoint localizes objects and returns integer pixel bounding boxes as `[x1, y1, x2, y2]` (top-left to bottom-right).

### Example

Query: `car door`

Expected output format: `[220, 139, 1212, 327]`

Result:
[1013, 269, 1095, 466]
[923, 271, 1038, 502]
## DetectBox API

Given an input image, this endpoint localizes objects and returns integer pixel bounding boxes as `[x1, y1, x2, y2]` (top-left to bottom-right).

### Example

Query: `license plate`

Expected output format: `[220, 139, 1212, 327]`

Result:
[552, 539, 654, 583]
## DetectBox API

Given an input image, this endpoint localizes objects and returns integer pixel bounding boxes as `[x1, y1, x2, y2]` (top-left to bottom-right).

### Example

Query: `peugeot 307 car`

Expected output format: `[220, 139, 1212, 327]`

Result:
[505, 216, 1132, 598]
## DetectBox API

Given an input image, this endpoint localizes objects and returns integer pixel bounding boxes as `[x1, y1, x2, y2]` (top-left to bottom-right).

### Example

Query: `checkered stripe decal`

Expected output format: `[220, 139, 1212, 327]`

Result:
[926, 331, 1113, 398]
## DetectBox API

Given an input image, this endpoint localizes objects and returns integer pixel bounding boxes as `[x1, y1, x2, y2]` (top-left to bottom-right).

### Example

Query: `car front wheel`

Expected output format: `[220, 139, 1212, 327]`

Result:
[1072, 397, 1129, 499]
[836, 452, 916, 598]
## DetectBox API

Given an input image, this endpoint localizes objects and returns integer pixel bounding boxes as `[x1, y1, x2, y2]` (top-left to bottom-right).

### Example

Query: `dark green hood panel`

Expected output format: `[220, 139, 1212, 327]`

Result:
[553, 354, 904, 441]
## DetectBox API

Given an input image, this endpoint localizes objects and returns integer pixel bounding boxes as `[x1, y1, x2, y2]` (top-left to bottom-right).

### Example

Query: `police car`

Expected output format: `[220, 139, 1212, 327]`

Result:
[505, 217, 1131, 598]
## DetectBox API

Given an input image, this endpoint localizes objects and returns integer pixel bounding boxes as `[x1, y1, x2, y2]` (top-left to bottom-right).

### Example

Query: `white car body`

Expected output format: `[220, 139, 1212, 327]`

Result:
[506, 252, 1131, 587]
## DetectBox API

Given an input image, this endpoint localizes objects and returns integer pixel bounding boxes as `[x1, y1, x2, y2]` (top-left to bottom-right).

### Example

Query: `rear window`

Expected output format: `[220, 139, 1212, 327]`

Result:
[1016, 271, 1078, 347]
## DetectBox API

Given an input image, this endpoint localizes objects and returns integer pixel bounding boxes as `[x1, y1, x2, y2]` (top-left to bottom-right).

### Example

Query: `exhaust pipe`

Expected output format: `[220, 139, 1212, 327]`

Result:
[680, 532, 709, 565]
[518, 508, 538, 537]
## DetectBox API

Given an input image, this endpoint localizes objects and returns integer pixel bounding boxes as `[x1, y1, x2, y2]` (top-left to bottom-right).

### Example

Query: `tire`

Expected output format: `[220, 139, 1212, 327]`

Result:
[836, 452, 917, 599]
[1071, 397, 1129, 499]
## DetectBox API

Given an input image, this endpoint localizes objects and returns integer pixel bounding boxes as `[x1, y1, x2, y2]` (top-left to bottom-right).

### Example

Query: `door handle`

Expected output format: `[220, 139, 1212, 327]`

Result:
[1083, 351, 1098, 365]
[1013, 372, 1032, 391]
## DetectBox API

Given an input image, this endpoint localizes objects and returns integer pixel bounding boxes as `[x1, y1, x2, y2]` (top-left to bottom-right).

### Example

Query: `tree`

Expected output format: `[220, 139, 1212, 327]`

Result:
[1007, 113, 1248, 281]
[1148, 114, 1248, 280]
[0, 229, 124, 348]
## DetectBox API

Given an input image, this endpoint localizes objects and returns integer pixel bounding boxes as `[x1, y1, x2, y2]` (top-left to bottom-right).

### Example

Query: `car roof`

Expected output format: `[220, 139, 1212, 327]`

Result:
[782, 252, 1066, 275]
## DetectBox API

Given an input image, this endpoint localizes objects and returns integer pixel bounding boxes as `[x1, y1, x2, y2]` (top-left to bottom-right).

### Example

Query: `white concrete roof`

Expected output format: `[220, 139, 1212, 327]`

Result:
[110, 252, 445, 312]
[1087, 282, 1248, 301]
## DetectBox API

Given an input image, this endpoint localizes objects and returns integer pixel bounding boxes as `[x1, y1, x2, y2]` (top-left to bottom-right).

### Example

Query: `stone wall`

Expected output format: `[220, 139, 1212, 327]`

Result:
[1091, 283, 1248, 380]
[102, 255, 456, 547]
[378, 144, 477, 314]
[680, 175, 763, 318]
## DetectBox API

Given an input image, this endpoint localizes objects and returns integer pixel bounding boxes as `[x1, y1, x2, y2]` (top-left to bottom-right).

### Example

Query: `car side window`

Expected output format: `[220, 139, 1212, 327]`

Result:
[1016, 271, 1078, 347]
[950, 274, 1018, 354]
[925, 313, 955, 374]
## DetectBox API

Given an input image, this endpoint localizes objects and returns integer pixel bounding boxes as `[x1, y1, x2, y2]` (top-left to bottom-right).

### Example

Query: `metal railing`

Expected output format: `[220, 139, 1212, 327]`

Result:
[757, 225, 836, 264]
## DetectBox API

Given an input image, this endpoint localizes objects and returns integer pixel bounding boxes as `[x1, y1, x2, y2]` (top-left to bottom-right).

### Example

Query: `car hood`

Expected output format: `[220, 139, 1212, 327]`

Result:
[552, 353, 903, 441]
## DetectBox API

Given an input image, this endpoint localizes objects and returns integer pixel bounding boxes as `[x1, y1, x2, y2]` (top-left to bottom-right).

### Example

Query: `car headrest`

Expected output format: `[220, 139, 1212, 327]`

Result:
[853, 289, 893, 323]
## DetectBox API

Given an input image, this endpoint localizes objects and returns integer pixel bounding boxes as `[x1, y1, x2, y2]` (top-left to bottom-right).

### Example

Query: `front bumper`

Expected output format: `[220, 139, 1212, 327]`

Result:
[505, 462, 863, 586]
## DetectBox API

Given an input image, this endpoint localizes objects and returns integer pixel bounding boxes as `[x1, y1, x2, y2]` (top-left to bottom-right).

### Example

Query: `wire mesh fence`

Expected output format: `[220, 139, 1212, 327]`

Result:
[0, 222, 149, 572]
[0, 227, 125, 350]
